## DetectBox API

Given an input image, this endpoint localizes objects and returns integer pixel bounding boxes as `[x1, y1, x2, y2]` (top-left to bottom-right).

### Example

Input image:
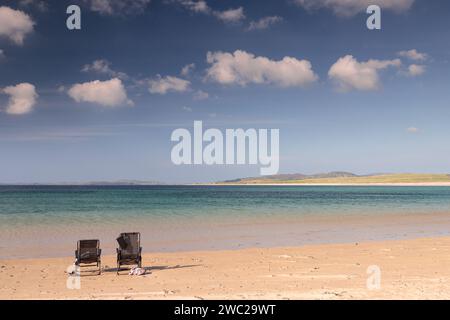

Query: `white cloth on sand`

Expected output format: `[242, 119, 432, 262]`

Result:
[129, 267, 146, 276]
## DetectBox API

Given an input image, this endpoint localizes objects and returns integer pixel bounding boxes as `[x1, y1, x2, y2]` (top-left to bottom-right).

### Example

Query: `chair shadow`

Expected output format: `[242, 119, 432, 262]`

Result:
[102, 264, 202, 274]
[147, 264, 202, 271]
[78, 269, 102, 277]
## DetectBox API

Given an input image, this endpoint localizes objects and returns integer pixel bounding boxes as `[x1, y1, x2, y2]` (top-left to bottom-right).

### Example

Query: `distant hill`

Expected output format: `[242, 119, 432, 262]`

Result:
[218, 173, 450, 185]
[222, 171, 357, 183]
[82, 180, 164, 186]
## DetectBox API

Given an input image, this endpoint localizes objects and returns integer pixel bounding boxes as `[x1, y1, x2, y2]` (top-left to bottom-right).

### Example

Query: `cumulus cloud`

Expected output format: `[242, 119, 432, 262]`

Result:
[169, 1, 245, 24]
[396, 50, 427, 77]
[84, 0, 151, 15]
[68, 78, 132, 107]
[247, 16, 283, 31]
[205, 50, 318, 87]
[1, 83, 38, 115]
[405, 64, 426, 77]
[397, 49, 428, 61]
[214, 7, 245, 23]
[181, 63, 195, 76]
[148, 75, 191, 94]
[174, 0, 210, 13]
[293, 0, 414, 16]
[82, 59, 112, 73]
[407, 127, 419, 133]
[328, 55, 401, 91]
[82, 59, 128, 79]
[0, 6, 34, 45]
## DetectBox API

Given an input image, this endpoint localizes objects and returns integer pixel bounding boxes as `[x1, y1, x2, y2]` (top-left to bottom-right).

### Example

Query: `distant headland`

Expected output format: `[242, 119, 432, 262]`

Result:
[211, 172, 450, 186]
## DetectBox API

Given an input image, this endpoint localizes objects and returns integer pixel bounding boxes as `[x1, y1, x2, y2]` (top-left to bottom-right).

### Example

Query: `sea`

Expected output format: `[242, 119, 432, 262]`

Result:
[1, 185, 450, 259]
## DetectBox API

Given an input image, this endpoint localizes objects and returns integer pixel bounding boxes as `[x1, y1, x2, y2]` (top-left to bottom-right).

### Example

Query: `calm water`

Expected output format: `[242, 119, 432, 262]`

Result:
[1, 185, 450, 259]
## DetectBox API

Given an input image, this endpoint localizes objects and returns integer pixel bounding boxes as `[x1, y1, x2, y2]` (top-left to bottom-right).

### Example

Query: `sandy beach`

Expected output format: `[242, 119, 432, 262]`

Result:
[210, 183, 450, 186]
[2, 236, 450, 300]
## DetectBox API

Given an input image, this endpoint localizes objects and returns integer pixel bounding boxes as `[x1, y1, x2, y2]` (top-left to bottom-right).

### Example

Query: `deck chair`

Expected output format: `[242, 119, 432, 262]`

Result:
[116, 232, 142, 274]
[75, 239, 102, 274]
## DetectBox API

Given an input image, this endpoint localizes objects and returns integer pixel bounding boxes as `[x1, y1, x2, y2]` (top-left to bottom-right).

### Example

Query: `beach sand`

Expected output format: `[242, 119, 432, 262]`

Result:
[2, 236, 450, 300]
[211, 182, 450, 186]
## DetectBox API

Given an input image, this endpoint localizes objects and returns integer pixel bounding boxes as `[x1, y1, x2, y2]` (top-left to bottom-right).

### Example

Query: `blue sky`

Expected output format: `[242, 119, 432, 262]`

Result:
[0, 0, 449, 183]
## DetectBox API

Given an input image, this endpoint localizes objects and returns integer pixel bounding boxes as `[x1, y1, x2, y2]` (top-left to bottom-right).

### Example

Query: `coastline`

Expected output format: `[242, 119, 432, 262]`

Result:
[207, 182, 450, 186]
[2, 236, 450, 299]
[3, 209, 450, 260]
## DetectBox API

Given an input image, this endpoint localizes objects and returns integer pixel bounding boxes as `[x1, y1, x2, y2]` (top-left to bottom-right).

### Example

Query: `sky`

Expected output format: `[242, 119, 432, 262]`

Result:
[0, 0, 449, 184]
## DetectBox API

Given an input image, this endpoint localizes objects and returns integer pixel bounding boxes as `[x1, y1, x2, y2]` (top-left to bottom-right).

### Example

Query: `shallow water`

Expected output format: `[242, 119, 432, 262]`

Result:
[1, 185, 450, 259]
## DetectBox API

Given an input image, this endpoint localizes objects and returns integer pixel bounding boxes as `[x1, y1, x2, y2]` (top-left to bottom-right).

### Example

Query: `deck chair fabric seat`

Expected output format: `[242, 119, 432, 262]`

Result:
[116, 235, 129, 249]
[75, 239, 102, 274]
[116, 232, 142, 274]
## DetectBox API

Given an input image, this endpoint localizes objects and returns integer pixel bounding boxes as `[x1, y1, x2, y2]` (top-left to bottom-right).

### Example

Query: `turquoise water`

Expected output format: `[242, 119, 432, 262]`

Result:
[2, 185, 450, 220]
[1, 185, 450, 258]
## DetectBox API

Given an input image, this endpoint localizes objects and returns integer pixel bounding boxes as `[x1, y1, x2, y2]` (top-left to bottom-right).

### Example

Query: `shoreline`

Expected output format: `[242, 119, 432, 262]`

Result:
[3, 210, 450, 260]
[2, 236, 450, 299]
[206, 182, 450, 186]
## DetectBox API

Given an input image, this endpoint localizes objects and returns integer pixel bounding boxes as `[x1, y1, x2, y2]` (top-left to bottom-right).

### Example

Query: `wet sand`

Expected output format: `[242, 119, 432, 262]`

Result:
[3, 210, 450, 259]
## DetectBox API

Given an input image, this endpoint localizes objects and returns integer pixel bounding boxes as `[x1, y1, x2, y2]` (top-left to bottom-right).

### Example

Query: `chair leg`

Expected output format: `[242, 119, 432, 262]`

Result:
[98, 260, 101, 275]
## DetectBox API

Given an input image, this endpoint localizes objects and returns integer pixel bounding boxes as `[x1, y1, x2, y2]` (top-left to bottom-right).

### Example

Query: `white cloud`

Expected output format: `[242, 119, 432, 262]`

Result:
[293, 0, 414, 16]
[1, 83, 38, 115]
[82, 59, 112, 74]
[396, 50, 427, 77]
[182, 106, 192, 112]
[68, 78, 132, 107]
[0, 6, 34, 45]
[247, 16, 283, 31]
[328, 55, 401, 91]
[205, 50, 318, 87]
[193, 90, 209, 100]
[149, 75, 191, 94]
[396, 50, 428, 77]
[170, 1, 245, 24]
[84, 0, 151, 15]
[407, 127, 419, 133]
[174, 0, 210, 13]
[181, 63, 195, 76]
[82, 59, 128, 79]
[397, 49, 428, 61]
[214, 7, 245, 23]
[406, 64, 426, 77]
